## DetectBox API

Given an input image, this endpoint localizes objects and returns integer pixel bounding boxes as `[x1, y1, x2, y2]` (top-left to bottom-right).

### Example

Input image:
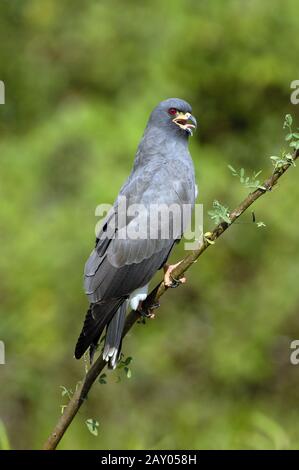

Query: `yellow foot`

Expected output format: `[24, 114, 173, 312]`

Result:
[163, 262, 186, 288]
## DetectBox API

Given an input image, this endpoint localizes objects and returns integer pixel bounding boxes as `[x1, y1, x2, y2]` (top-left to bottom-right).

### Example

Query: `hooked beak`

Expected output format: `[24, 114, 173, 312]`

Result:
[173, 112, 197, 136]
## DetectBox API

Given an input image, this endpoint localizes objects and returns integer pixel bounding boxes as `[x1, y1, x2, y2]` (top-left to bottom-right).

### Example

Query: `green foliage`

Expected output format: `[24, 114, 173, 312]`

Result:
[270, 114, 298, 169]
[283, 114, 299, 149]
[256, 221, 266, 228]
[60, 385, 74, 415]
[270, 153, 296, 169]
[85, 419, 99, 437]
[208, 200, 231, 225]
[228, 166, 264, 190]
[60, 385, 73, 400]
[117, 355, 133, 379]
[98, 374, 107, 385]
[1, 0, 299, 451]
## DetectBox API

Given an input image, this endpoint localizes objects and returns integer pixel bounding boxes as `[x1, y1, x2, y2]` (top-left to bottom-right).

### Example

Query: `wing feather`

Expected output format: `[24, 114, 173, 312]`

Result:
[84, 162, 194, 303]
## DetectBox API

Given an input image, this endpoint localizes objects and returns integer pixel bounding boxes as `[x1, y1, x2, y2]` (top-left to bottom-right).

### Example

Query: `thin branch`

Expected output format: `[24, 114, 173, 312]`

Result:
[43, 149, 298, 450]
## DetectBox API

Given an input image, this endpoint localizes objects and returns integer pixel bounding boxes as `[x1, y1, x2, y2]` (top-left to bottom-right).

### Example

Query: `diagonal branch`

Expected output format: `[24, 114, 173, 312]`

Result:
[42, 149, 298, 450]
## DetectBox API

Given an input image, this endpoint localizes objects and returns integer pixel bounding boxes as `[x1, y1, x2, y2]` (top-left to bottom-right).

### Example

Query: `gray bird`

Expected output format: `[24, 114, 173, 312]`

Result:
[75, 98, 197, 368]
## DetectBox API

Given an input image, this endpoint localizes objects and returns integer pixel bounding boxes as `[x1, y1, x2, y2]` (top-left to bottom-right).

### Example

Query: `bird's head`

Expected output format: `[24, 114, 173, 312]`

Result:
[149, 98, 197, 137]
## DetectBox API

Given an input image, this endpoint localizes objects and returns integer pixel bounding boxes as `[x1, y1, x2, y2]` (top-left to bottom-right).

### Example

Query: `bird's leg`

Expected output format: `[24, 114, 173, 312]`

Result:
[137, 300, 160, 319]
[163, 262, 187, 288]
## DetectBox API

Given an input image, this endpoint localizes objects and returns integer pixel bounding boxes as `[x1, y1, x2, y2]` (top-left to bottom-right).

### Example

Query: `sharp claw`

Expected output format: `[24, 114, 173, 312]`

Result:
[138, 300, 160, 319]
[139, 309, 154, 319]
[150, 301, 160, 310]
[168, 275, 187, 288]
[168, 276, 180, 288]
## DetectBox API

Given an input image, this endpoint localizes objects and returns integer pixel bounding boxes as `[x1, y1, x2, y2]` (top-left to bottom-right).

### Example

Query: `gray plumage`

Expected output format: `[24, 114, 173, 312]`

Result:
[75, 98, 197, 367]
[103, 302, 127, 368]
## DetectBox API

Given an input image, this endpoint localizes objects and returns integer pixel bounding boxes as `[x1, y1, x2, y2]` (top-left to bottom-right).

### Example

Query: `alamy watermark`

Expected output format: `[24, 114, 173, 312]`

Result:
[0, 341, 5, 364]
[290, 340, 299, 365]
[0, 80, 5, 104]
[290, 80, 299, 105]
[95, 198, 204, 251]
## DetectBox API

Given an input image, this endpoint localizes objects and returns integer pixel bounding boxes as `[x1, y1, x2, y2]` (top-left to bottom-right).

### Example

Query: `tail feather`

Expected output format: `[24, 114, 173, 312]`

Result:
[74, 299, 124, 360]
[103, 302, 127, 369]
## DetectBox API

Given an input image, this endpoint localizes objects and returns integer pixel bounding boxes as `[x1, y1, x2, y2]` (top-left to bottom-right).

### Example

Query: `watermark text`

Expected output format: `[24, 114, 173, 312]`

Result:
[0, 81, 5, 104]
[290, 80, 299, 105]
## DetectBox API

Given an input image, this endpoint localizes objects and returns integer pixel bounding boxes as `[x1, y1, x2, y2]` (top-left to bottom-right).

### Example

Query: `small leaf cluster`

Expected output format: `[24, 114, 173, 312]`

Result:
[208, 200, 231, 225]
[284, 114, 299, 150]
[117, 354, 133, 379]
[270, 114, 298, 169]
[256, 221, 266, 228]
[98, 373, 107, 384]
[60, 385, 74, 414]
[228, 166, 263, 190]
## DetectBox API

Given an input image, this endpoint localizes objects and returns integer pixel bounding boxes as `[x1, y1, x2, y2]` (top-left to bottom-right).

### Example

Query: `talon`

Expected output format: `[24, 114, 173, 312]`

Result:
[163, 262, 186, 288]
[169, 274, 187, 288]
[139, 309, 155, 319]
[150, 301, 160, 310]
[138, 300, 160, 319]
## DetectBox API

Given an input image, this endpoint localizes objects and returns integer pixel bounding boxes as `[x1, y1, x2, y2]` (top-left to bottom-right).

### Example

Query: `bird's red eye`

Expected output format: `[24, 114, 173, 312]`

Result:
[168, 108, 177, 115]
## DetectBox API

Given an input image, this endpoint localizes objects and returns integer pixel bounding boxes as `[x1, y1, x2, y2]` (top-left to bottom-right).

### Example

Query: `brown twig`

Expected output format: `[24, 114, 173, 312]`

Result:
[42, 149, 298, 450]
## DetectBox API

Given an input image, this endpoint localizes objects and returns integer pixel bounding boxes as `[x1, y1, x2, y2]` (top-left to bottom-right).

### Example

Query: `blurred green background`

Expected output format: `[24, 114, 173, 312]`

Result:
[0, 0, 299, 450]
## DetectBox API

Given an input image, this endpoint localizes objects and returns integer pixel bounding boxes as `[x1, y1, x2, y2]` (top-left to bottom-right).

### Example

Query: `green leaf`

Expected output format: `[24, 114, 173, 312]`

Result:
[284, 153, 296, 166]
[208, 200, 231, 225]
[60, 385, 73, 399]
[228, 166, 262, 189]
[60, 386, 68, 397]
[228, 164, 237, 174]
[257, 221, 266, 228]
[124, 356, 132, 366]
[284, 114, 293, 128]
[270, 153, 289, 169]
[86, 418, 99, 436]
[116, 355, 134, 378]
[98, 373, 107, 384]
[240, 168, 245, 183]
